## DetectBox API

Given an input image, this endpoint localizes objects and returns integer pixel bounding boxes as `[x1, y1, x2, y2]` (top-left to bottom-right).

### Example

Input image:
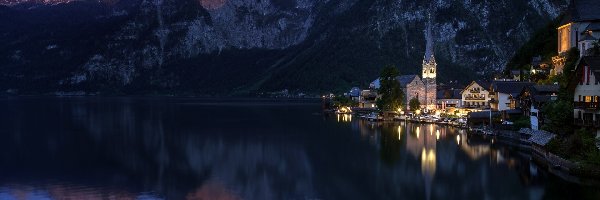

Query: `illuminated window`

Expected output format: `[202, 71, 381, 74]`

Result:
[585, 96, 592, 103]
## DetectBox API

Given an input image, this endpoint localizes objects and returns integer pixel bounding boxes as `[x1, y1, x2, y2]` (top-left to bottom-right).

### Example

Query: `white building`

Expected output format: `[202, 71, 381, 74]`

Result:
[518, 85, 560, 130]
[460, 81, 491, 110]
[489, 81, 533, 111]
[569, 56, 600, 137]
[553, 0, 600, 73]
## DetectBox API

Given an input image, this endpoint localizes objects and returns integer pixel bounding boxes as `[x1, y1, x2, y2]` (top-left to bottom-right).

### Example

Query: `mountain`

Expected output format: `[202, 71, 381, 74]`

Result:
[0, 0, 118, 6]
[0, 0, 569, 96]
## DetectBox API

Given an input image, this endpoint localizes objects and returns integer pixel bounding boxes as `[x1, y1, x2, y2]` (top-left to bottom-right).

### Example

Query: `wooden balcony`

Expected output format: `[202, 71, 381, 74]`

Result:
[465, 96, 486, 100]
[574, 102, 600, 110]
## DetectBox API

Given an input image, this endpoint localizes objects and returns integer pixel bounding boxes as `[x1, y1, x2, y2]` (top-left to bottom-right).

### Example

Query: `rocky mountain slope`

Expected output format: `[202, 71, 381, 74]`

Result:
[0, 0, 569, 95]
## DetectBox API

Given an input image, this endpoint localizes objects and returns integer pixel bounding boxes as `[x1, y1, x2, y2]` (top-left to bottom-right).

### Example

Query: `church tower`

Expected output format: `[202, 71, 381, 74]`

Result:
[422, 12, 437, 111]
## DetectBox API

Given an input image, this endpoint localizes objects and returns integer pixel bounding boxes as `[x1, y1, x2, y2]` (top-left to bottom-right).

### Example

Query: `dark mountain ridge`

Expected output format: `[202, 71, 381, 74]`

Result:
[0, 0, 569, 96]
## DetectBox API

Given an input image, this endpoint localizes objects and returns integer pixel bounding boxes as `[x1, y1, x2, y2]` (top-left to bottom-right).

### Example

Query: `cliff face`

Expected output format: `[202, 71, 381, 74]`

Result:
[0, 0, 569, 95]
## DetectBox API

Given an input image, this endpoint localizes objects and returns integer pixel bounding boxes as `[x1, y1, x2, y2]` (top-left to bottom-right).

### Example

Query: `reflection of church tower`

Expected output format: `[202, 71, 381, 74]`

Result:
[422, 12, 437, 111]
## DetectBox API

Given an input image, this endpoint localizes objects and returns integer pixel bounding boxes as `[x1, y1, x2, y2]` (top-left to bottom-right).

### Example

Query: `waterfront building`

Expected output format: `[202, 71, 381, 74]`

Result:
[552, 0, 600, 74]
[460, 81, 491, 110]
[518, 84, 560, 130]
[489, 81, 533, 111]
[568, 56, 600, 138]
[436, 89, 462, 110]
[359, 90, 378, 108]
[349, 87, 361, 102]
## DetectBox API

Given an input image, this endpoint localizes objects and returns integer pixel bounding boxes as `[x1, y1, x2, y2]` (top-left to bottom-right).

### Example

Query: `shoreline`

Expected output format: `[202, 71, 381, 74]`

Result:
[347, 113, 600, 186]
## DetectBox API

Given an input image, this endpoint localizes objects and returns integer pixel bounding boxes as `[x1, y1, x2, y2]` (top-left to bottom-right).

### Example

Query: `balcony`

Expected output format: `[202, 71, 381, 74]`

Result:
[574, 102, 600, 110]
[574, 119, 600, 128]
[465, 96, 486, 100]
[463, 105, 490, 109]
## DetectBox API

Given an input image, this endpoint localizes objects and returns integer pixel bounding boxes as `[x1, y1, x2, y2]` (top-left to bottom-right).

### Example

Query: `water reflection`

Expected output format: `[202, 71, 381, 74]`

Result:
[0, 97, 598, 200]
[344, 117, 600, 199]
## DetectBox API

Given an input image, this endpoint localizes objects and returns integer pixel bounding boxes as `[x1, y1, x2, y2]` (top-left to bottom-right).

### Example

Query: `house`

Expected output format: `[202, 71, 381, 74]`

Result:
[461, 81, 491, 110]
[436, 89, 462, 110]
[510, 70, 523, 81]
[552, 0, 600, 74]
[359, 90, 378, 109]
[489, 81, 533, 111]
[349, 87, 361, 102]
[568, 56, 600, 138]
[518, 84, 560, 130]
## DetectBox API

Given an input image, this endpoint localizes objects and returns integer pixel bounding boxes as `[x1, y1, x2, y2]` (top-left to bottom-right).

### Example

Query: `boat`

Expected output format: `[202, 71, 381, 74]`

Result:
[367, 112, 383, 121]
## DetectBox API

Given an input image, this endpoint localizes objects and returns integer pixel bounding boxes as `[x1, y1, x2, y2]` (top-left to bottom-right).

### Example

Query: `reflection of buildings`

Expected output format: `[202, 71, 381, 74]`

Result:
[404, 123, 438, 200]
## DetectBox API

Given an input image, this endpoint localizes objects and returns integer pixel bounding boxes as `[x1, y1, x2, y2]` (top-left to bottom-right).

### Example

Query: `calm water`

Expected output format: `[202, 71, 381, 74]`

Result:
[0, 97, 599, 200]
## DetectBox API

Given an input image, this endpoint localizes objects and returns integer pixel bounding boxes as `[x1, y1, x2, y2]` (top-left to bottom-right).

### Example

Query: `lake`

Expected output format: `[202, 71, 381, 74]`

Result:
[0, 97, 598, 200]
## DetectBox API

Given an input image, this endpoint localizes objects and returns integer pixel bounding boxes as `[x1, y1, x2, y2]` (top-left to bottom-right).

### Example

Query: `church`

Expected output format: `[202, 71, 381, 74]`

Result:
[371, 14, 437, 112]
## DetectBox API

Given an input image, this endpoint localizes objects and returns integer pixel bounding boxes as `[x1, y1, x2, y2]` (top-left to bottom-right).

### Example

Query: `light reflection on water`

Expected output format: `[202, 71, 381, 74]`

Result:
[0, 97, 598, 200]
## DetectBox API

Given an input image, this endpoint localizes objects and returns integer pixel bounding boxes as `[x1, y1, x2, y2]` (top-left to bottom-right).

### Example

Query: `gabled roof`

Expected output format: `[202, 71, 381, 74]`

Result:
[531, 84, 560, 94]
[518, 84, 559, 104]
[461, 80, 490, 94]
[491, 81, 533, 96]
[568, 56, 600, 91]
[370, 78, 380, 89]
[580, 33, 598, 41]
[584, 22, 600, 31]
[533, 95, 554, 103]
[396, 75, 421, 86]
[561, 0, 600, 25]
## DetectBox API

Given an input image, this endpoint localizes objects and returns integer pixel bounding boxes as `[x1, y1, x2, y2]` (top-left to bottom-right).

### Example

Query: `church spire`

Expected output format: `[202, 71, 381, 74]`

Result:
[424, 9, 435, 63]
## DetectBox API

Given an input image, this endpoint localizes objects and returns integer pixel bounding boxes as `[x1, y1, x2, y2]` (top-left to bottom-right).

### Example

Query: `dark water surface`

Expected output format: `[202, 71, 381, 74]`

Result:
[0, 97, 599, 200]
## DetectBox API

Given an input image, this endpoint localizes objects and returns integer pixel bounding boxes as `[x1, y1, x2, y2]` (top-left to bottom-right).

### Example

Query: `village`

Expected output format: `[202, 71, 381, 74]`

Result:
[323, 0, 600, 181]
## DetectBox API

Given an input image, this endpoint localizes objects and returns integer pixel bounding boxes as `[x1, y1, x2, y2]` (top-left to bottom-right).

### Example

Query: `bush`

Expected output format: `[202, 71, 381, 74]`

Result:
[546, 129, 600, 165]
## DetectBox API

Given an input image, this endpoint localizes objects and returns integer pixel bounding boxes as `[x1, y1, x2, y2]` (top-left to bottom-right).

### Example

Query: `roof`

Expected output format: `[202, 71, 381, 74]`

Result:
[562, 0, 600, 25]
[370, 78, 380, 89]
[396, 75, 421, 86]
[461, 80, 490, 94]
[533, 95, 554, 103]
[424, 11, 435, 63]
[491, 81, 533, 96]
[437, 89, 462, 99]
[580, 33, 598, 41]
[475, 81, 491, 89]
[585, 22, 600, 31]
[569, 56, 600, 91]
[532, 84, 560, 94]
[504, 109, 522, 114]
[520, 128, 556, 146]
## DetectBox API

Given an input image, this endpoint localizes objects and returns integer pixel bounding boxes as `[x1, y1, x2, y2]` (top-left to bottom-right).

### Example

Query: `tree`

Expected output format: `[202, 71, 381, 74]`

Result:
[541, 99, 574, 135]
[376, 65, 404, 111]
[409, 97, 420, 112]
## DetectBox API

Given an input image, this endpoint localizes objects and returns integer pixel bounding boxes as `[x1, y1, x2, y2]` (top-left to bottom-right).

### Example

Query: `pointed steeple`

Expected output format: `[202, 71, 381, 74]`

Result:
[424, 10, 435, 63]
